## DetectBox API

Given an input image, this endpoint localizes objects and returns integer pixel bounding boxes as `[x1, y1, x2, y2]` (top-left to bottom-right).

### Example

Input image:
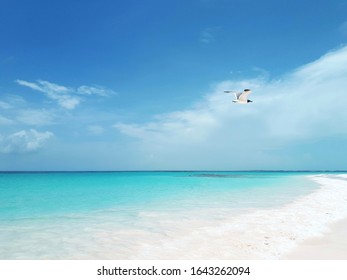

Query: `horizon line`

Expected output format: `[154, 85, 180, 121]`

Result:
[1, 170, 347, 173]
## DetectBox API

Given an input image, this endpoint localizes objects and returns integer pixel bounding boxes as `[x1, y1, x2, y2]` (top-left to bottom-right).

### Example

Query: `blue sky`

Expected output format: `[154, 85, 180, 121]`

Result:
[1, 0, 347, 170]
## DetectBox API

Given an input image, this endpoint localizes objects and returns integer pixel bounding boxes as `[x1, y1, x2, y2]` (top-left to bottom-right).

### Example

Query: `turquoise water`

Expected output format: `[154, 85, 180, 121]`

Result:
[0, 171, 319, 220]
[0, 171, 327, 259]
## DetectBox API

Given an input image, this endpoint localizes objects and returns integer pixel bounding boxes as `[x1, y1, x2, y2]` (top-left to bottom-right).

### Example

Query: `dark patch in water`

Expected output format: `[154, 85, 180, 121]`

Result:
[189, 174, 247, 178]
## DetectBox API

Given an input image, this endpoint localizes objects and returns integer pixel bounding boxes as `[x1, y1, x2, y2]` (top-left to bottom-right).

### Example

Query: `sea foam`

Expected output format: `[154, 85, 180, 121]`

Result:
[1, 173, 347, 259]
[129, 175, 347, 259]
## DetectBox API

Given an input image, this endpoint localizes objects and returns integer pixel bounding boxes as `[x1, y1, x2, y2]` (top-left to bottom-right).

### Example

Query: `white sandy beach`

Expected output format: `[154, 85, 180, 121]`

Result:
[283, 175, 347, 259]
[283, 217, 347, 259]
[1, 174, 347, 260]
[129, 174, 347, 260]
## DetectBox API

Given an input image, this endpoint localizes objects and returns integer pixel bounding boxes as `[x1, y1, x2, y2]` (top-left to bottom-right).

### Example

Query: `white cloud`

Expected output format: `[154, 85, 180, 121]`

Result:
[115, 108, 218, 143]
[114, 46, 347, 169]
[0, 129, 54, 154]
[16, 79, 80, 110]
[16, 80, 115, 110]
[77, 85, 116, 96]
[15, 79, 44, 92]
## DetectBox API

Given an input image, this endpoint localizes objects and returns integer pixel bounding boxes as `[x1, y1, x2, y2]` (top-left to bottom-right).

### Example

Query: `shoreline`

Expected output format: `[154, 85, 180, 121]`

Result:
[1, 173, 347, 259]
[282, 174, 347, 259]
[128, 174, 347, 259]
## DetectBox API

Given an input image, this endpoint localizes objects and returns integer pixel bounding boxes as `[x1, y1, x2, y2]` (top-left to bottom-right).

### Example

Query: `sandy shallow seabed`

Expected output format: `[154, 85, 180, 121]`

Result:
[129, 174, 347, 259]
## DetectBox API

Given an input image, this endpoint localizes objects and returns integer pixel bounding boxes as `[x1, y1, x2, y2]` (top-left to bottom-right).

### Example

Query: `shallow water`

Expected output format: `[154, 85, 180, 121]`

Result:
[0, 171, 344, 259]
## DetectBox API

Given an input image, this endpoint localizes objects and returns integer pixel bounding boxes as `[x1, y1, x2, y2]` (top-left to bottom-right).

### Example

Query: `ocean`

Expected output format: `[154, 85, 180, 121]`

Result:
[0, 171, 346, 259]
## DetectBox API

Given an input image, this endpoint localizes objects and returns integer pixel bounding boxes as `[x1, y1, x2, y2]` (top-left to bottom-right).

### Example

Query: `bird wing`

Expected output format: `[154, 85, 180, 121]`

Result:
[235, 92, 243, 99]
[224, 90, 240, 99]
[238, 90, 251, 101]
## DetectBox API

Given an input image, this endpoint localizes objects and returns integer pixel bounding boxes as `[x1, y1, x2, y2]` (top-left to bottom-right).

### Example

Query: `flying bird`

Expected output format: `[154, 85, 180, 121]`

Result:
[224, 89, 252, 104]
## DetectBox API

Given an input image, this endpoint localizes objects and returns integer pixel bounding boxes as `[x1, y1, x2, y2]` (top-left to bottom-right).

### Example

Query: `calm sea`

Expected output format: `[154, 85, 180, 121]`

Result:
[0, 171, 330, 259]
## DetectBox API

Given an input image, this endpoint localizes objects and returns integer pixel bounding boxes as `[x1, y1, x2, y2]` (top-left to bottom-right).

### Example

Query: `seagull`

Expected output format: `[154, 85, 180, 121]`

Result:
[224, 89, 252, 104]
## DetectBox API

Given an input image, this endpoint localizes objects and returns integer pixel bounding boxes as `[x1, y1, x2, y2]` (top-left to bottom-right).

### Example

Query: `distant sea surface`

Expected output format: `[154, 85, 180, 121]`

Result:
[0, 171, 343, 259]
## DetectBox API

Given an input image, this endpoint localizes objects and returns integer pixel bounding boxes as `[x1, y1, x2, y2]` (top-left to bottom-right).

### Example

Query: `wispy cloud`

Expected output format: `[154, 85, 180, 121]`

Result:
[0, 129, 54, 154]
[77, 85, 116, 96]
[16, 79, 79, 109]
[114, 46, 347, 169]
[16, 80, 115, 109]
